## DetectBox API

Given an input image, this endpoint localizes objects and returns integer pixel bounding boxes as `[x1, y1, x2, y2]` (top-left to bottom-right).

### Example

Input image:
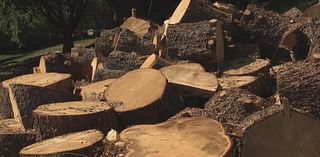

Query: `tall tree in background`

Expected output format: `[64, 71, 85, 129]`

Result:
[38, 0, 89, 53]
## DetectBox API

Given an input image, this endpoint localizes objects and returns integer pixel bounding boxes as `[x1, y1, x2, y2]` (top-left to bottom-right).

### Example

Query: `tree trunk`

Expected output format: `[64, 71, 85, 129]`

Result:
[62, 31, 74, 53]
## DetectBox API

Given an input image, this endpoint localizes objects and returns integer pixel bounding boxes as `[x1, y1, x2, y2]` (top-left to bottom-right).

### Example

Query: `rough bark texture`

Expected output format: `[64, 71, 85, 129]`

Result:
[0, 119, 36, 157]
[0, 86, 12, 119]
[70, 47, 97, 81]
[105, 50, 147, 71]
[33, 101, 117, 140]
[165, 21, 224, 65]
[9, 84, 81, 129]
[95, 28, 154, 57]
[276, 61, 320, 118]
[93, 68, 127, 82]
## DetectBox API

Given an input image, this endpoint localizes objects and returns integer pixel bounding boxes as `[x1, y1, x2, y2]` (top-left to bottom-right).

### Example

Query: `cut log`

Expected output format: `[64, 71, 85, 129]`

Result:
[0, 119, 36, 157]
[93, 68, 126, 82]
[218, 76, 259, 94]
[120, 17, 159, 38]
[38, 53, 68, 74]
[223, 58, 271, 76]
[303, 2, 320, 18]
[0, 86, 12, 119]
[8, 84, 81, 129]
[120, 117, 232, 157]
[104, 69, 182, 129]
[275, 61, 320, 117]
[165, 21, 228, 65]
[160, 65, 218, 96]
[33, 101, 117, 140]
[162, 63, 206, 72]
[96, 28, 154, 57]
[105, 50, 147, 71]
[2, 73, 73, 92]
[20, 129, 104, 157]
[139, 54, 173, 69]
[80, 79, 116, 101]
[312, 53, 320, 60]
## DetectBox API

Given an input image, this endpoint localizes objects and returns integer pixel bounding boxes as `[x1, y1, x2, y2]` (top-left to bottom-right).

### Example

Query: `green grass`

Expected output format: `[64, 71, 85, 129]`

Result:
[0, 38, 95, 81]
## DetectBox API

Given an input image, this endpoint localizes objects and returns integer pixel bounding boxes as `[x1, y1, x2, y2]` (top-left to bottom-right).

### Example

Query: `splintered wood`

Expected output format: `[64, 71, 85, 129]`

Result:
[20, 129, 103, 157]
[120, 117, 232, 157]
[33, 101, 117, 139]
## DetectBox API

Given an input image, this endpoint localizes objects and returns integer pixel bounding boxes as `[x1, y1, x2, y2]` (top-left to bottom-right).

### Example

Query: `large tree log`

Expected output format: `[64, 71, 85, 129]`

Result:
[0, 73, 73, 119]
[20, 129, 104, 157]
[8, 84, 81, 129]
[223, 58, 271, 77]
[275, 61, 320, 117]
[0, 119, 36, 157]
[120, 117, 232, 157]
[160, 64, 218, 97]
[104, 69, 182, 129]
[33, 101, 117, 140]
[80, 79, 116, 101]
[105, 50, 147, 71]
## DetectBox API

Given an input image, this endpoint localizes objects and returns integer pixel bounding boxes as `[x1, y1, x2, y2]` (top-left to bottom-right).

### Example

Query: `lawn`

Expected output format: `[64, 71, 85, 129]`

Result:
[0, 38, 95, 81]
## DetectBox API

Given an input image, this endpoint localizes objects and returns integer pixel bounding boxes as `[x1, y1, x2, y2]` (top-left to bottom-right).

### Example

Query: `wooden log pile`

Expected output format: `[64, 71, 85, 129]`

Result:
[1, 0, 320, 156]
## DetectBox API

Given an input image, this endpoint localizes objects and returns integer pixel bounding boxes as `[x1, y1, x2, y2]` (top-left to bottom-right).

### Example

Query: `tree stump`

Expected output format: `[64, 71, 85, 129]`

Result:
[33, 101, 117, 140]
[160, 64, 218, 96]
[80, 79, 116, 101]
[20, 129, 104, 157]
[104, 69, 182, 129]
[120, 117, 232, 157]
[8, 84, 81, 129]
[0, 119, 36, 157]
[2, 73, 73, 92]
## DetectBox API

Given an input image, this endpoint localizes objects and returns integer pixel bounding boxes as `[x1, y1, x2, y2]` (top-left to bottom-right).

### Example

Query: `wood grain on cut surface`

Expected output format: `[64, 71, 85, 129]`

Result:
[80, 79, 116, 101]
[20, 129, 103, 156]
[223, 59, 271, 76]
[120, 117, 232, 157]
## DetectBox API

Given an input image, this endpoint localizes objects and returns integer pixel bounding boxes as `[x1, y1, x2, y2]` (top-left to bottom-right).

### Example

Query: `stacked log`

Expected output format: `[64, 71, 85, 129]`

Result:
[33, 101, 117, 140]
[20, 129, 104, 157]
[104, 69, 182, 129]
[80, 79, 116, 101]
[120, 117, 232, 157]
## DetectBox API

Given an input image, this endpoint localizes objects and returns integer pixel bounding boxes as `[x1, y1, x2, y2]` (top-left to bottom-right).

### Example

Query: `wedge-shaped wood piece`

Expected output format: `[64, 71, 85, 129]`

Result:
[223, 58, 271, 76]
[80, 79, 116, 101]
[2, 73, 73, 92]
[33, 101, 117, 140]
[120, 17, 158, 38]
[160, 65, 218, 96]
[8, 84, 81, 130]
[0, 119, 36, 157]
[120, 117, 232, 157]
[139, 54, 173, 69]
[169, 0, 217, 24]
[20, 129, 103, 157]
[105, 69, 181, 129]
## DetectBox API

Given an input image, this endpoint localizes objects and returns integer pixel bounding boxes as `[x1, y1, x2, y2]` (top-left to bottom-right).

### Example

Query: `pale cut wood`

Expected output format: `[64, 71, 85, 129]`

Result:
[312, 53, 320, 60]
[20, 129, 103, 157]
[160, 65, 218, 96]
[32, 67, 40, 74]
[0, 119, 36, 157]
[218, 76, 257, 90]
[80, 79, 116, 101]
[162, 63, 206, 72]
[120, 117, 232, 157]
[120, 17, 158, 38]
[33, 101, 117, 140]
[105, 69, 181, 129]
[139, 54, 173, 69]
[91, 57, 98, 81]
[2, 73, 73, 92]
[223, 58, 271, 76]
[8, 84, 81, 129]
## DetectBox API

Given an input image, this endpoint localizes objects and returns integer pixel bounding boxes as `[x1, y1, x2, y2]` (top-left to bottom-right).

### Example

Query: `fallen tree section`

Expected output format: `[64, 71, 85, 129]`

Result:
[33, 101, 117, 140]
[20, 129, 103, 157]
[8, 84, 81, 129]
[120, 117, 232, 157]
[0, 119, 36, 157]
[105, 69, 182, 129]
